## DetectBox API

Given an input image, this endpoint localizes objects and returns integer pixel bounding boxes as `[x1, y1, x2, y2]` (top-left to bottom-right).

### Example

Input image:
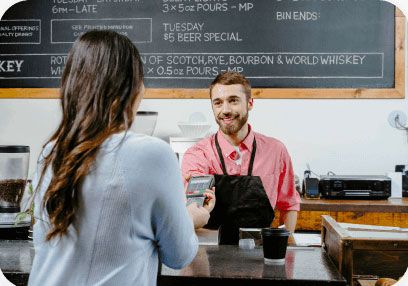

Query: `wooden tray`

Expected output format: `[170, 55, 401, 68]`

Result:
[321, 215, 408, 286]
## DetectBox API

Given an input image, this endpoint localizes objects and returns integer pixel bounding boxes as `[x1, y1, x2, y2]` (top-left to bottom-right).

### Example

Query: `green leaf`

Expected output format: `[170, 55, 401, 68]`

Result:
[28, 182, 34, 195]
[14, 211, 29, 226]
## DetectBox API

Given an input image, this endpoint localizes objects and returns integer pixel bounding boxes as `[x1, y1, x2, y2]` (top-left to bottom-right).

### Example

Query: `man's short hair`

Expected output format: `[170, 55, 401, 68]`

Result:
[209, 71, 251, 100]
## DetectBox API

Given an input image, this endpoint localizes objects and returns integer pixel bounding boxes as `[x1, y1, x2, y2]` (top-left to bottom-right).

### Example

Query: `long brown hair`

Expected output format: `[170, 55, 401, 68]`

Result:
[38, 30, 144, 240]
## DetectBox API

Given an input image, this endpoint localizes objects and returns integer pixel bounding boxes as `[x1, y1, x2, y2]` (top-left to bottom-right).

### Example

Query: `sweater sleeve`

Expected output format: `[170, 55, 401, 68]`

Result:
[121, 135, 198, 269]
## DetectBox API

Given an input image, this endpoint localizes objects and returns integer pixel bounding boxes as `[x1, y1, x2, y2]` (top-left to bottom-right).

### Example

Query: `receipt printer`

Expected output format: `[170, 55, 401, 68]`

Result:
[319, 175, 391, 200]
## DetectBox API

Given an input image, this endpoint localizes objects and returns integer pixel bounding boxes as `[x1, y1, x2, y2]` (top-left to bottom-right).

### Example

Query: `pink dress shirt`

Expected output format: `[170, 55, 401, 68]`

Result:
[181, 126, 300, 211]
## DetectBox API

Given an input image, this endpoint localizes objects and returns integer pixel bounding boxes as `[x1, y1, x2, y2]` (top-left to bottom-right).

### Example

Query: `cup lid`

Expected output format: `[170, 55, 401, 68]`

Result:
[0, 146, 30, 153]
[261, 227, 290, 236]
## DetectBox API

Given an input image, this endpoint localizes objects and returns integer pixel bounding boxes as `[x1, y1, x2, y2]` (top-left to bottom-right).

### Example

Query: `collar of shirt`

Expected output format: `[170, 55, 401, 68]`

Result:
[216, 124, 255, 161]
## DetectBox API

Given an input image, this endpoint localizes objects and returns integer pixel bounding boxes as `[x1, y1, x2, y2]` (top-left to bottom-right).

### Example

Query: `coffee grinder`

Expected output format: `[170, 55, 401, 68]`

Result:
[0, 146, 30, 239]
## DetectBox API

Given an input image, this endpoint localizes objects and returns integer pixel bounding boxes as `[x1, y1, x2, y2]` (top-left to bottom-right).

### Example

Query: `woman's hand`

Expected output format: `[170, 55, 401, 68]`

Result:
[187, 203, 210, 229]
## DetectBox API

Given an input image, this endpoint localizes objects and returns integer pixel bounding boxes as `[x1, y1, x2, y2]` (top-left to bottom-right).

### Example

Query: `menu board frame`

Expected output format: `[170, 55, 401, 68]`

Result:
[0, 8, 404, 99]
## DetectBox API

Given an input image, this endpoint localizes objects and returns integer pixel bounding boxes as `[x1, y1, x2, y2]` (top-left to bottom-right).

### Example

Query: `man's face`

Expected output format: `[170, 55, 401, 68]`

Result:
[211, 84, 253, 135]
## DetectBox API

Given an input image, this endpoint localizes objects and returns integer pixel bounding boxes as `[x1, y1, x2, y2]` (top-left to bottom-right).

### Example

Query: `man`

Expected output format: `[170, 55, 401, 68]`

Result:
[182, 72, 300, 245]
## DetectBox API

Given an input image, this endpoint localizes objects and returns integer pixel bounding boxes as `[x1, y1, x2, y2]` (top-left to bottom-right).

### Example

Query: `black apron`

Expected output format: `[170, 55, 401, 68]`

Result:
[206, 134, 275, 245]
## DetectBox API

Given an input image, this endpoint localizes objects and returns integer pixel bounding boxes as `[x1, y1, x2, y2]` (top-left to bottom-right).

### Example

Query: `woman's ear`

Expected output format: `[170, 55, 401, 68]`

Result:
[132, 83, 145, 115]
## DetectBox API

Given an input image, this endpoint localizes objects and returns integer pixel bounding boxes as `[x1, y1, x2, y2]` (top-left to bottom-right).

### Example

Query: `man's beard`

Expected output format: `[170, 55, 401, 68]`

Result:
[216, 111, 249, 135]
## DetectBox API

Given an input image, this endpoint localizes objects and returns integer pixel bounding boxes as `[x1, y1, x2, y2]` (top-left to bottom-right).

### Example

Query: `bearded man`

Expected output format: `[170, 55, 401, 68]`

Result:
[182, 71, 300, 245]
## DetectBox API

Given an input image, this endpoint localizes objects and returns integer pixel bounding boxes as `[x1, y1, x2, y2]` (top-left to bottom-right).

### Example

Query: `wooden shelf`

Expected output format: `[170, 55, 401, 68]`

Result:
[273, 198, 408, 231]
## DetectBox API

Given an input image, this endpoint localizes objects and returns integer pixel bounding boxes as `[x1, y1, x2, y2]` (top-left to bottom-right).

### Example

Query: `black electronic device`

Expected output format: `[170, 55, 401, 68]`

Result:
[319, 175, 391, 200]
[186, 175, 215, 206]
[403, 173, 408, 198]
[395, 165, 408, 198]
[303, 177, 320, 199]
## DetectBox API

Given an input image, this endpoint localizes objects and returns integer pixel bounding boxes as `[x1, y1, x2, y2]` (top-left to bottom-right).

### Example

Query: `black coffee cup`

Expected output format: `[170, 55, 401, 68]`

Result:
[261, 227, 290, 265]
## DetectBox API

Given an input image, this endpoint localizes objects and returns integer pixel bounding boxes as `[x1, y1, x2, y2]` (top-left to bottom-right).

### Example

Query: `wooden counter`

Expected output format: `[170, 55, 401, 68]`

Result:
[273, 198, 408, 231]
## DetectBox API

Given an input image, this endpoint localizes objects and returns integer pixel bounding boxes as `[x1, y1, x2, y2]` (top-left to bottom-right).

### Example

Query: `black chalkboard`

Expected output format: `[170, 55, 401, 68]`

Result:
[0, 0, 395, 89]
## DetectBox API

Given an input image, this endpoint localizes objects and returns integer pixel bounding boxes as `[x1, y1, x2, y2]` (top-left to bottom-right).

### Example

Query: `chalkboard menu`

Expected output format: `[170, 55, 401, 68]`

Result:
[0, 0, 397, 90]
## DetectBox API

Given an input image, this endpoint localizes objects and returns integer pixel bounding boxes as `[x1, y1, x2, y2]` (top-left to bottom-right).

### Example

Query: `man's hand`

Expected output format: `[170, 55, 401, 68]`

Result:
[184, 174, 192, 184]
[278, 210, 297, 234]
[203, 187, 216, 213]
[184, 173, 216, 228]
[184, 173, 216, 213]
[187, 202, 210, 229]
[277, 210, 298, 246]
[183, 174, 191, 204]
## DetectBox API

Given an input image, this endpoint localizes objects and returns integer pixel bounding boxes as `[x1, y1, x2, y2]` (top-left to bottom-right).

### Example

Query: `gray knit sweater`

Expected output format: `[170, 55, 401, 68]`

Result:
[28, 132, 198, 286]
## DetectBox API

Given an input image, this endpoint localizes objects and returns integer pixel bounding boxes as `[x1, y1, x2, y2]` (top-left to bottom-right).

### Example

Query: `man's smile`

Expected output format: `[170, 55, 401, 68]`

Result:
[219, 115, 238, 125]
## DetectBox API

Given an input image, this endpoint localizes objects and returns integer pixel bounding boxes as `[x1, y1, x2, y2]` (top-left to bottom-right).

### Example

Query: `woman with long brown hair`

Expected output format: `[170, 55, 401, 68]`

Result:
[28, 30, 212, 286]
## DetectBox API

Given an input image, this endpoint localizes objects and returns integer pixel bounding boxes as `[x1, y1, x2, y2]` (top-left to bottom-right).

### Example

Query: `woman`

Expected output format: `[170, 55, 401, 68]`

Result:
[28, 30, 213, 286]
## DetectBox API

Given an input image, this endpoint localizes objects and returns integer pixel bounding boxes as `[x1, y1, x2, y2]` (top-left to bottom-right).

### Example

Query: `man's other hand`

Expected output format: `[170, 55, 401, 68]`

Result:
[203, 187, 216, 213]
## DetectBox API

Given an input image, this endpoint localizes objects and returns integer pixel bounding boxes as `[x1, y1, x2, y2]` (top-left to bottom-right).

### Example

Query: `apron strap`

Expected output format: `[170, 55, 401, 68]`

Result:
[215, 134, 228, 175]
[248, 138, 257, 176]
[215, 133, 257, 176]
